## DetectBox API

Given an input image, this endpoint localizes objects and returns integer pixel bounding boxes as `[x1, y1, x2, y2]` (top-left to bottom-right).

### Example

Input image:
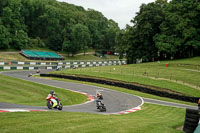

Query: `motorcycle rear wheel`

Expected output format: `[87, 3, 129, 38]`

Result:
[58, 103, 63, 110]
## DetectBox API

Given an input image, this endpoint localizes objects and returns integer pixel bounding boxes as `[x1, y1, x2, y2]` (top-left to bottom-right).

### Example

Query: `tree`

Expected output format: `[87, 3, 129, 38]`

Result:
[12, 30, 29, 50]
[0, 0, 120, 52]
[71, 24, 91, 56]
[0, 24, 11, 49]
[126, 0, 167, 63]
[104, 19, 120, 51]
[115, 27, 131, 60]
[154, 0, 200, 58]
[29, 37, 45, 48]
[86, 9, 111, 50]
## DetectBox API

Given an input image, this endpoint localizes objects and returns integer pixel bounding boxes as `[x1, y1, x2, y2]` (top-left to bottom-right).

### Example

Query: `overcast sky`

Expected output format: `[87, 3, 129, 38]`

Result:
[57, 0, 156, 29]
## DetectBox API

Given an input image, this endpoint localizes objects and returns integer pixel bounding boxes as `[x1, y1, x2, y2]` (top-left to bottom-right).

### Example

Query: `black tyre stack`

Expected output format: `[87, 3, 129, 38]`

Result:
[183, 108, 199, 133]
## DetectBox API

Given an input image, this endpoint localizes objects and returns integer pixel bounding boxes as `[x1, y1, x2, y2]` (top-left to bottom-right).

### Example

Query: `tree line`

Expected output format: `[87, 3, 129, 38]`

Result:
[0, 0, 120, 56]
[116, 0, 200, 63]
[0, 0, 199, 62]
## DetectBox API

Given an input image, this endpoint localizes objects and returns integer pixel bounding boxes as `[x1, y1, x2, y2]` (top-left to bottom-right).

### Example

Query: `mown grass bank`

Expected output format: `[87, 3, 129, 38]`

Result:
[0, 73, 187, 133]
[51, 57, 200, 97]
[0, 52, 27, 61]
[0, 104, 185, 133]
[0, 51, 120, 61]
[0, 75, 87, 106]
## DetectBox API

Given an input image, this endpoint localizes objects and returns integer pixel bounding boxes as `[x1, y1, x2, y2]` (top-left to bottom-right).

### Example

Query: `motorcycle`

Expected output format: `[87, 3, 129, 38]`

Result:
[46, 95, 63, 110]
[36, 69, 40, 73]
[96, 100, 106, 112]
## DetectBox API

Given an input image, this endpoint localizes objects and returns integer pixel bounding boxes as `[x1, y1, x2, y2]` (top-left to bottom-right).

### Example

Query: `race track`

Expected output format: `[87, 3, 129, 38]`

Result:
[0, 70, 197, 114]
[0, 70, 143, 114]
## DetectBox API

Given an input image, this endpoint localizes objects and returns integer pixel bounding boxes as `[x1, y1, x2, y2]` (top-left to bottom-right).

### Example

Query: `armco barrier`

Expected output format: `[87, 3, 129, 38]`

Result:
[0, 61, 126, 70]
[40, 74, 199, 103]
[0, 60, 126, 66]
[0, 66, 39, 70]
[0, 60, 126, 70]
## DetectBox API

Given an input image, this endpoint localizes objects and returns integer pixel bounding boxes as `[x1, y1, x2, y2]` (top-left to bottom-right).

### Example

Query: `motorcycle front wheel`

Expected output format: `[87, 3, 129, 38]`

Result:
[47, 101, 53, 109]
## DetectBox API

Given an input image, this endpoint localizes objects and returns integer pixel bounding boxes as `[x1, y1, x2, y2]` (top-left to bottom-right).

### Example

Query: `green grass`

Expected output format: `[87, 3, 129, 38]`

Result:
[164, 57, 200, 65]
[0, 104, 185, 133]
[0, 75, 87, 106]
[0, 52, 27, 61]
[0, 51, 121, 61]
[0, 55, 198, 133]
[51, 57, 200, 97]
[1, 58, 197, 133]
[52, 70, 200, 97]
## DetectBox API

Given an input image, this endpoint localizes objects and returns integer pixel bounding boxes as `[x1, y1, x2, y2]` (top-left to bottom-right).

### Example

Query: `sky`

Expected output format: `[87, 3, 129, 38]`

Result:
[57, 0, 156, 29]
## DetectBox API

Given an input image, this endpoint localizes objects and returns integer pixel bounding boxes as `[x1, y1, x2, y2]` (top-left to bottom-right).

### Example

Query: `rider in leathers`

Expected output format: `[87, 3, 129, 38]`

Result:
[48, 90, 58, 108]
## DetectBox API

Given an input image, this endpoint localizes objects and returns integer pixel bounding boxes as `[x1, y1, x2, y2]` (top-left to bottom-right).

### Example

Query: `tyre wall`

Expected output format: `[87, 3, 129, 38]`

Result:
[184, 108, 199, 133]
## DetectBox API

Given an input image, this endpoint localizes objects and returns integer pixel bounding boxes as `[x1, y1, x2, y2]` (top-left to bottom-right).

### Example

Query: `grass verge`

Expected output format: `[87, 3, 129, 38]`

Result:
[0, 103, 185, 133]
[0, 51, 121, 61]
[51, 57, 200, 97]
[0, 75, 87, 106]
[51, 70, 200, 97]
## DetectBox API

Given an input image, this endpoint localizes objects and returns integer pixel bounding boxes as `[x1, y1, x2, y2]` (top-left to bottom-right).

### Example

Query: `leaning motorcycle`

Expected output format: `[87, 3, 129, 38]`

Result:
[98, 104, 106, 112]
[46, 95, 63, 110]
[96, 100, 106, 112]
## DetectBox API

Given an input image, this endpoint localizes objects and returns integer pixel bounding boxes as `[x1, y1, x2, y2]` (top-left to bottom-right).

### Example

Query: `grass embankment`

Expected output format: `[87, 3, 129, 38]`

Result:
[0, 75, 87, 106]
[0, 104, 185, 133]
[0, 52, 27, 61]
[51, 57, 200, 98]
[0, 51, 120, 61]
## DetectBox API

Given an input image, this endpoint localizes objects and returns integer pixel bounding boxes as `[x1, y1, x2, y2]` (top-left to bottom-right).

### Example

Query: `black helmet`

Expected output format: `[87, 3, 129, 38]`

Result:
[50, 90, 54, 95]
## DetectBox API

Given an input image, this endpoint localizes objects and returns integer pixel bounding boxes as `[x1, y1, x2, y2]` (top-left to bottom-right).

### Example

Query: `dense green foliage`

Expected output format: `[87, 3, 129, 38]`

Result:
[115, 0, 200, 63]
[0, 0, 120, 55]
[1, 0, 200, 62]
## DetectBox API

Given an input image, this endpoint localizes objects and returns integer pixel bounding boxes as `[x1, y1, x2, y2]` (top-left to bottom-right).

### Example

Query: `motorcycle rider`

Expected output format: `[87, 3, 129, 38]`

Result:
[48, 90, 58, 108]
[96, 91, 103, 99]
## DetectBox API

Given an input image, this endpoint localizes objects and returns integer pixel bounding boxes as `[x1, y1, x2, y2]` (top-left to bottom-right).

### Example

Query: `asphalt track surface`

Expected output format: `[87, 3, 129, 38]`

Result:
[0, 70, 197, 114]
